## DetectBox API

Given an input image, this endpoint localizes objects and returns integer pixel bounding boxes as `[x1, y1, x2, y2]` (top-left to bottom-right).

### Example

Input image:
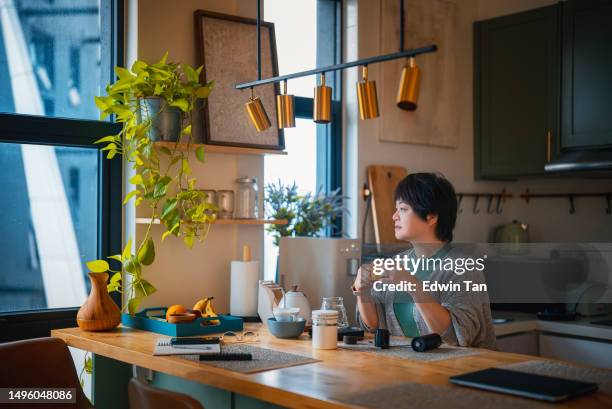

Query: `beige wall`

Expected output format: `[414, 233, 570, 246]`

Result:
[347, 0, 612, 244]
[129, 0, 611, 312]
[130, 0, 263, 312]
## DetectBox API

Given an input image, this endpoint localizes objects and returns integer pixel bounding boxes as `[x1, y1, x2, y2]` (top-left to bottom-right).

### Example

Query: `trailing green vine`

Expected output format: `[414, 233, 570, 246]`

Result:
[86, 52, 217, 315]
[79, 353, 92, 389]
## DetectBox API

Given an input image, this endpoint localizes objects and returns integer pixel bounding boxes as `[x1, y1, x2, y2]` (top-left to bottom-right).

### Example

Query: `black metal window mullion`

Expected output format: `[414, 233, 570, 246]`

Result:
[101, 0, 124, 307]
[99, 141, 123, 307]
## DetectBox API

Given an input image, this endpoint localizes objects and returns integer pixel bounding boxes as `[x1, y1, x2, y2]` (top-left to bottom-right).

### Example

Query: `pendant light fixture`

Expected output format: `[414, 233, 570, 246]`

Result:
[237, 0, 437, 128]
[245, 0, 271, 132]
[314, 73, 332, 124]
[356, 65, 379, 120]
[276, 80, 295, 128]
[246, 87, 271, 132]
[396, 0, 421, 111]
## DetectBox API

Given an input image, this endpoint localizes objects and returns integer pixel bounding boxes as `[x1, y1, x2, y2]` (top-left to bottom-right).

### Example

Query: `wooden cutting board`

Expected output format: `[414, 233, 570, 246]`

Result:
[367, 165, 408, 244]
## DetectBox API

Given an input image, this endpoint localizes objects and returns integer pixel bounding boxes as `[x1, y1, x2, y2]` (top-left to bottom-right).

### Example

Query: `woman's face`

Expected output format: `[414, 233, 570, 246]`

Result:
[392, 201, 437, 242]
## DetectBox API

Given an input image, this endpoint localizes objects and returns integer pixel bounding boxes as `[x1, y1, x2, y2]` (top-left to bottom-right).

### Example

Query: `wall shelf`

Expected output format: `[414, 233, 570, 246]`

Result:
[135, 217, 288, 225]
[154, 142, 287, 156]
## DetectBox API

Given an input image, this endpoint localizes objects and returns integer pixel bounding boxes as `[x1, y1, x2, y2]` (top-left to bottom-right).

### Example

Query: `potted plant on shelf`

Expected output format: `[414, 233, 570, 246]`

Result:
[264, 181, 348, 279]
[79, 52, 216, 325]
[265, 181, 347, 245]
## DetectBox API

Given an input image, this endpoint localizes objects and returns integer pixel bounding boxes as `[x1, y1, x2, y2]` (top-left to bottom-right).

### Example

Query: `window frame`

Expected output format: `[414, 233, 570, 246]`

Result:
[0, 0, 124, 342]
[288, 0, 343, 238]
[316, 0, 343, 236]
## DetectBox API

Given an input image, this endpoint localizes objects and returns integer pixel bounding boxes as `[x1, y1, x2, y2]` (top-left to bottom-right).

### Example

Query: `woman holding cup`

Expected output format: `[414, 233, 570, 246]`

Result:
[353, 173, 496, 349]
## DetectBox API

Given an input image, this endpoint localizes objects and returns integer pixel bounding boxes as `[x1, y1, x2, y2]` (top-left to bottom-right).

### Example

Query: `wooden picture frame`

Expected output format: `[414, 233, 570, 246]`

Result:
[194, 10, 284, 150]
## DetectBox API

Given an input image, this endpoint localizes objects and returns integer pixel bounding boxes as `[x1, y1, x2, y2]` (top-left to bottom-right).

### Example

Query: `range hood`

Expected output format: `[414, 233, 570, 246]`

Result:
[545, 150, 612, 175]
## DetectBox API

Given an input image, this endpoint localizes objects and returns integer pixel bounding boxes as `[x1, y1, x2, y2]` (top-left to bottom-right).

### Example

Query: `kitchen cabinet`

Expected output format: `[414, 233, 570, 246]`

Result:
[496, 331, 538, 356]
[474, 5, 560, 179]
[560, 0, 612, 149]
[539, 333, 612, 369]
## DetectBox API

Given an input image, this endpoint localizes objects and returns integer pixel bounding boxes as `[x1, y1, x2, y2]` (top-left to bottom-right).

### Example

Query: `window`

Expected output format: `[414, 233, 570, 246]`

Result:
[0, 143, 98, 313]
[264, 0, 317, 97]
[0, 0, 123, 342]
[1, 0, 111, 119]
[263, 0, 342, 281]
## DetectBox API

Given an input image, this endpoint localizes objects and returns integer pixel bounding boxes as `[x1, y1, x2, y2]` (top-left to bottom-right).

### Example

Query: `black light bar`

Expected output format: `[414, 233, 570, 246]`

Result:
[234, 44, 437, 90]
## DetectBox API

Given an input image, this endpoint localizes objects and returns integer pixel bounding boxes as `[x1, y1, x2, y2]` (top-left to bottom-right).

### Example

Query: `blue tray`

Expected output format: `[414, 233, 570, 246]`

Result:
[121, 307, 243, 337]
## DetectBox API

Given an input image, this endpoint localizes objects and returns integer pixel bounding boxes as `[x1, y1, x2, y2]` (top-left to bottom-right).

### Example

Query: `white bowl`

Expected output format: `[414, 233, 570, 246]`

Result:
[273, 307, 300, 322]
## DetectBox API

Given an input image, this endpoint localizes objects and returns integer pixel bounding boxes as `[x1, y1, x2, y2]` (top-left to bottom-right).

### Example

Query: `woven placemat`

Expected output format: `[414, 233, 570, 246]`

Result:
[339, 338, 480, 362]
[180, 344, 320, 374]
[502, 360, 612, 395]
[337, 381, 546, 409]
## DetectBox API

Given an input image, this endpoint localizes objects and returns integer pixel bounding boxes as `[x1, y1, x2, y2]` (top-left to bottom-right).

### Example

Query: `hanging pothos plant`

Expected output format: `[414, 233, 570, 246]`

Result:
[86, 52, 217, 315]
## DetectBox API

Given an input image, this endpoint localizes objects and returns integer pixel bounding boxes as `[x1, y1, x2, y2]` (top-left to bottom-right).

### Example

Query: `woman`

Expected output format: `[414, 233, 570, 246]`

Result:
[353, 173, 496, 349]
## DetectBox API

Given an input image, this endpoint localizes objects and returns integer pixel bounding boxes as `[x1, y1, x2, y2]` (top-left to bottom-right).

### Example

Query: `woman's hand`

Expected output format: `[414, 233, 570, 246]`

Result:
[353, 264, 375, 293]
[353, 266, 365, 291]
[354, 265, 379, 330]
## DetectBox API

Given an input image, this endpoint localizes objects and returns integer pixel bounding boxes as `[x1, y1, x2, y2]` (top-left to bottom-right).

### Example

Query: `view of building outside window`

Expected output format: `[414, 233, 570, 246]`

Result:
[0, 0, 106, 312]
[0, 0, 104, 119]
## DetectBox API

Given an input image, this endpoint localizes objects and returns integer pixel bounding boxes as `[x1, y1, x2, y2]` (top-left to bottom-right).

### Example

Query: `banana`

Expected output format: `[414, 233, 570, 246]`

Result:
[203, 297, 220, 325]
[193, 297, 220, 325]
[192, 297, 210, 313]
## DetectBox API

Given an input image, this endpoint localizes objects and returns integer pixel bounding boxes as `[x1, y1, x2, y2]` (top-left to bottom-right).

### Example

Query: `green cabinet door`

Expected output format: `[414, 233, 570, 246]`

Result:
[561, 0, 612, 149]
[474, 5, 560, 179]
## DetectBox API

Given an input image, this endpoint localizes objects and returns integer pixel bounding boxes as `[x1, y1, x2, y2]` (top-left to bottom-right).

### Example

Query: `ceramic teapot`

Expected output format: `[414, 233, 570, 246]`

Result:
[279, 286, 312, 324]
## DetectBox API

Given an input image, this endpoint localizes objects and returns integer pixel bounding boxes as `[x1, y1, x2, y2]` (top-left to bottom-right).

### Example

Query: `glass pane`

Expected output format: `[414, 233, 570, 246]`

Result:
[264, 119, 318, 280]
[0, 142, 99, 313]
[264, 0, 317, 97]
[0, 1, 108, 119]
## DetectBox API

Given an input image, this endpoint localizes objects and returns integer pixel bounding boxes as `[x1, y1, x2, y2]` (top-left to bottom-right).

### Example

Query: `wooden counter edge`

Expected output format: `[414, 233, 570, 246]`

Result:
[51, 326, 611, 409]
[51, 328, 354, 409]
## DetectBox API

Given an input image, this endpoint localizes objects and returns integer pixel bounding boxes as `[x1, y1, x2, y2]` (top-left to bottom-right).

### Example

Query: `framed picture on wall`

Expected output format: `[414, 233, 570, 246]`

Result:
[194, 10, 284, 150]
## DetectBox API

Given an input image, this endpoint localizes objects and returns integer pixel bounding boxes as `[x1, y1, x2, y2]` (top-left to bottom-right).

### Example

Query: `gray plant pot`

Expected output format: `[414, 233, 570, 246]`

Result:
[138, 97, 182, 142]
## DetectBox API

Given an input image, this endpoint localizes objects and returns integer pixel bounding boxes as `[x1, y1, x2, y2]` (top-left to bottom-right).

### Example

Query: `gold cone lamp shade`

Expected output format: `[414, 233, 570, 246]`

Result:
[246, 90, 271, 132]
[314, 73, 332, 124]
[276, 80, 295, 129]
[356, 66, 379, 120]
[397, 57, 421, 111]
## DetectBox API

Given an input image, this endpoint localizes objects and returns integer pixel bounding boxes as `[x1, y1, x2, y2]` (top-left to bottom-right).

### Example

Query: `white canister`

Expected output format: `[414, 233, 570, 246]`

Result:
[311, 309, 338, 350]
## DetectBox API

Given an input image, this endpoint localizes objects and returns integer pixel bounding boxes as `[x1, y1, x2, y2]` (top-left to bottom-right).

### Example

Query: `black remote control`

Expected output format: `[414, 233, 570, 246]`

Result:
[199, 353, 253, 361]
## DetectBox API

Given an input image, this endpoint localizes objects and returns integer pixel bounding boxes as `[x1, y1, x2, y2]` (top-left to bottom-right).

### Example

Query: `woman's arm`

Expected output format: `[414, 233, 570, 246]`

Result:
[353, 267, 379, 330]
[356, 292, 379, 330]
[395, 271, 451, 334]
[412, 296, 452, 335]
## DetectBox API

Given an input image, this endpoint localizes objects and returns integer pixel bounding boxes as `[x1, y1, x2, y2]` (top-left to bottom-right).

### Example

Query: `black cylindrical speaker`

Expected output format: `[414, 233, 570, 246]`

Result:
[343, 335, 358, 345]
[411, 333, 442, 352]
[374, 328, 390, 349]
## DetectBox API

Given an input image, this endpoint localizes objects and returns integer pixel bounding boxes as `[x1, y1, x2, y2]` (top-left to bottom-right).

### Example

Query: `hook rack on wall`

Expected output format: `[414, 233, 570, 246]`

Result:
[456, 190, 512, 215]
[520, 189, 612, 215]
[456, 189, 612, 216]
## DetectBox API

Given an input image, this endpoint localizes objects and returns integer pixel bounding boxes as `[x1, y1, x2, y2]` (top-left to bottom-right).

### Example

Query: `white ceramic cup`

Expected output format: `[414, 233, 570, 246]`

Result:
[273, 307, 300, 322]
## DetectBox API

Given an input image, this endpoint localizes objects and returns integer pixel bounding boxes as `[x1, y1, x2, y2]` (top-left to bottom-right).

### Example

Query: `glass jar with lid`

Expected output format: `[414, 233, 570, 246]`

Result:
[321, 297, 349, 329]
[235, 177, 258, 219]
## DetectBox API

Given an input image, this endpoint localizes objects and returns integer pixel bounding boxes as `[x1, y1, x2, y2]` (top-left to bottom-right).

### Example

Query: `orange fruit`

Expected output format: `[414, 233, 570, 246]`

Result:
[166, 304, 187, 321]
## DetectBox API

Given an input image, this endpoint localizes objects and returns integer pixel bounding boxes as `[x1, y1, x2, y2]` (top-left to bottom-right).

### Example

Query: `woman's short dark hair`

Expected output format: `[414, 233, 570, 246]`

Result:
[394, 173, 457, 242]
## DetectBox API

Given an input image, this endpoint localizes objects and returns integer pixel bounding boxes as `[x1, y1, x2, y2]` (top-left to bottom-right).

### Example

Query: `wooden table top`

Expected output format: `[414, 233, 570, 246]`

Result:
[52, 324, 612, 409]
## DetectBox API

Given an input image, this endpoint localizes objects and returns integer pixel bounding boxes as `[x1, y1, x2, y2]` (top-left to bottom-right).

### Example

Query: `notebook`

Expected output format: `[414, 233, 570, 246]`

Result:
[153, 338, 221, 356]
